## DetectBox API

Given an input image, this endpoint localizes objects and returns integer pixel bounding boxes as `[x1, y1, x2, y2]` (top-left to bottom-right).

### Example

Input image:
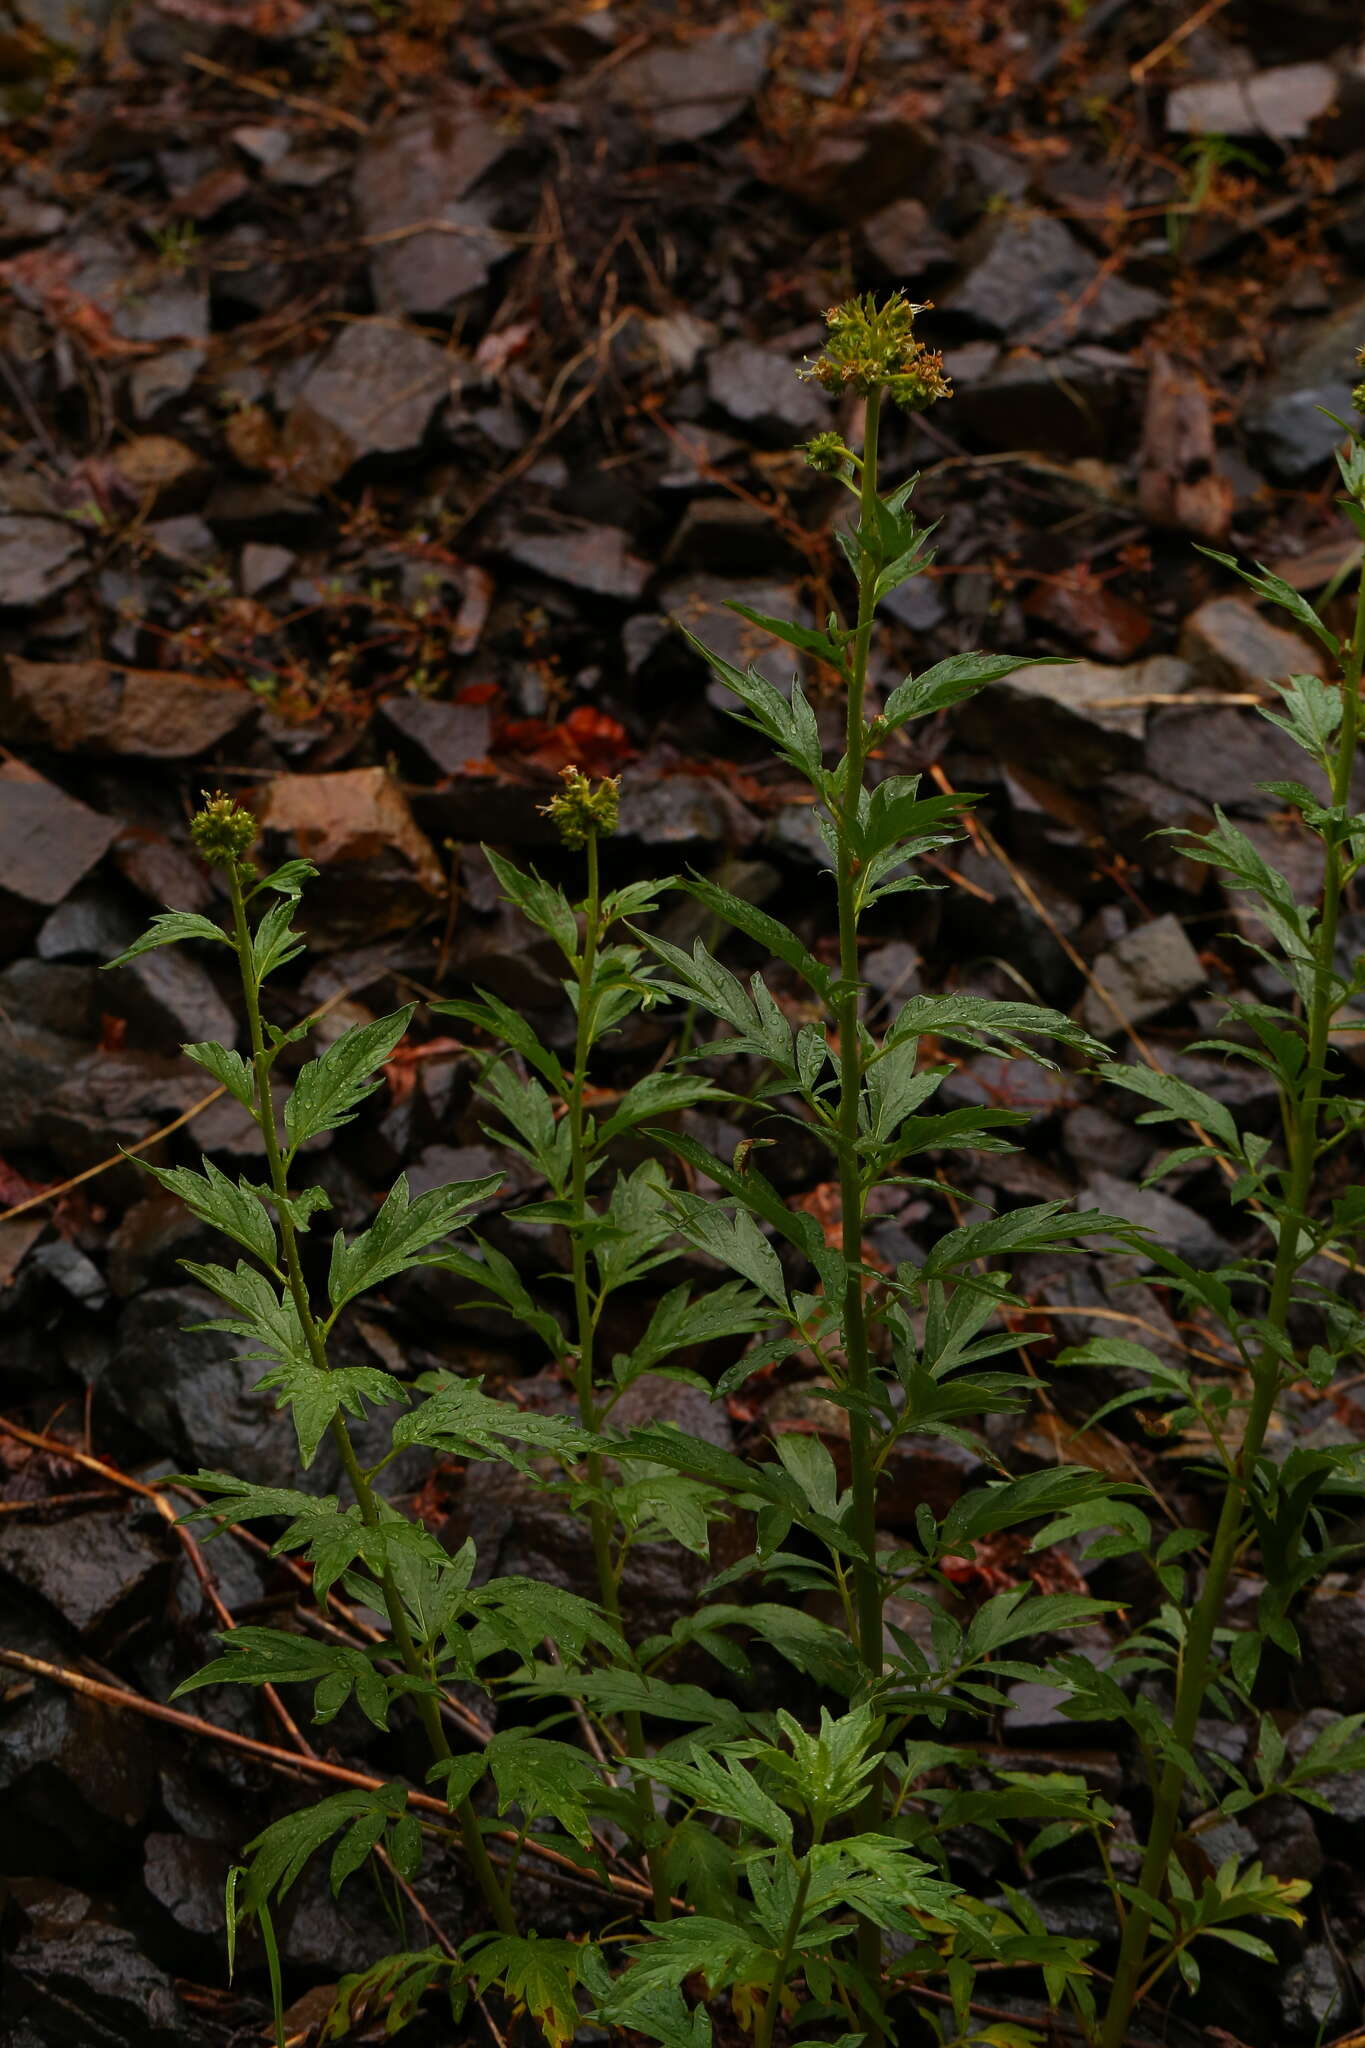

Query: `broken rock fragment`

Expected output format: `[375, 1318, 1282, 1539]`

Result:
[354, 103, 512, 314]
[605, 22, 772, 141]
[0, 764, 117, 953]
[285, 319, 453, 492]
[0, 659, 252, 757]
[1081, 913, 1205, 1037]
[257, 767, 444, 948]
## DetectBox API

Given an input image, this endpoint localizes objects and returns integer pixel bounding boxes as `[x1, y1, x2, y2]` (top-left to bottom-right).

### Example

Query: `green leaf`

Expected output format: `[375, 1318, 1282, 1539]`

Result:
[255, 1360, 407, 1468]
[680, 875, 832, 997]
[393, 1376, 601, 1463]
[881, 653, 1047, 734]
[1104, 1063, 1242, 1151]
[1259, 673, 1342, 765]
[486, 1732, 603, 1847]
[430, 1240, 565, 1357]
[432, 989, 566, 1091]
[638, 1745, 792, 1845]
[613, 1279, 771, 1387]
[249, 859, 317, 900]
[465, 1933, 590, 2048]
[723, 601, 848, 676]
[182, 1040, 254, 1106]
[484, 848, 578, 962]
[597, 1071, 723, 1145]
[327, 1170, 501, 1314]
[675, 623, 827, 786]
[144, 1158, 277, 1269]
[104, 909, 230, 968]
[252, 898, 306, 984]
[285, 1006, 415, 1154]
[173, 1627, 395, 1729]
[244, 1785, 408, 1907]
[1195, 547, 1340, 657]
[664, 1195, 791, 1308]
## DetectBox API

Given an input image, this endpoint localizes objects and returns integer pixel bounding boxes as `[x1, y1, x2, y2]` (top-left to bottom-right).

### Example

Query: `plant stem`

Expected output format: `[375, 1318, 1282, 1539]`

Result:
[225, 864, 518, 1940]
[566, 832, 670, 1919]
[835, 385, 884, 2001]
[753, 1860, 814, 2048]
[1098, 566, 1363, 2048]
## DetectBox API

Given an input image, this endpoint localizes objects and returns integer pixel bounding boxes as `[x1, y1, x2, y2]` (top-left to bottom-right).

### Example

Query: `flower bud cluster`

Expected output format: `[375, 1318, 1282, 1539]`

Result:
[190, 791, 258, 867]
[540, 764, 620, 847]
[799, 292, 952, 412]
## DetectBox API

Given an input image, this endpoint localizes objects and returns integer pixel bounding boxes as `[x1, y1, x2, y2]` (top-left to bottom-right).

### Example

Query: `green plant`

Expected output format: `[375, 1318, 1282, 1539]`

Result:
[101, 306, 1365, 2048]
[1081, 379, 1365, 2047]
[1165, 134, 1264, 258]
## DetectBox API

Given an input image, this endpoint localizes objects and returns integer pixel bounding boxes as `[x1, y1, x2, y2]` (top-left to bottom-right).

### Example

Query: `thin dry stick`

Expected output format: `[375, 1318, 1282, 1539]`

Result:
[0, 1086, 225, 1224]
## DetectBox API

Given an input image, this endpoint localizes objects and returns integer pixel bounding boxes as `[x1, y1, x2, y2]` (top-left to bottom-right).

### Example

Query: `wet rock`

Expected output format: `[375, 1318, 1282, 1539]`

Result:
[4, 1901, 193, 2046]
[107, 1188, 209, 1298]
[1145, 699, 1355, 817]
[378, 692, 494, 776]
[1024, 574, 1151, 662]
[238, 539, 294, 596]
[1179, 596, 1324, 692]
[1080, 913, 1205, 1036]
[285, 319, 452, 490]
[0, 1675, 156, 1879]
[105, 945, 236, 1056]
[942, 1054, 1083, 1125]
[1100, 774, 1216, 894]
[496, 520, 651, 601]
[1167, 62, 1337, 141]
[1061, 1104, 1155, 1183]
[946, 213, 1161, 343]
[1245, 294, 1365, 480]
[112, 830, 214, 916]
[768, 114, 934, 222]
[141, 1831, 234, 1945]
[663, 498, 798, 576]
[662, 576, 806, 704]
[946, 345, 1132, 458]
[354, 103, 512, 313]
[0, 1509, 168, 1640]
[618, 771, 760, 849]
[102, 1285, 298, 1485]
[0, 658, 252, 757]
[1279, 1943, 1347, 2038]
[257, 767, 444, 949]
[1079, 1167, 1227, 1270]
[1300, 1583, 1365, 1710]
[0, 516, 86, 609]
[861, 197, 956, 280]
[957, 656, 1188, 786]
[705, 341, 827, 443]
[605, 22, 772, 141]
[129, 346, 204, 422]
[1245, 1796, 1325, 1885]
[0, 959, 99, 1039]
[0, 765, 117, 953]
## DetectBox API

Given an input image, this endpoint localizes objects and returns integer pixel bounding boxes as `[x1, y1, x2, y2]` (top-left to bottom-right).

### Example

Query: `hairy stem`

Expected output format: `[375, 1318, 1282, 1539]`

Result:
[836, 385, 884, 2002]
[1099, 563, 1364, 2048]
[566, 833, 669, 1918]
[225, 864, 517, 1939]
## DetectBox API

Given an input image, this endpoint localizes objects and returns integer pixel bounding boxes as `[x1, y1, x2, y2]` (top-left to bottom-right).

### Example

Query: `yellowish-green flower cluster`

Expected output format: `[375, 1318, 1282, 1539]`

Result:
[799, 292, 952, 412]
[190, 791, 258, 866]
[803, 430, 852, 474]
[1353, 345, 1364, 417]
[539, 764, 620, 848]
